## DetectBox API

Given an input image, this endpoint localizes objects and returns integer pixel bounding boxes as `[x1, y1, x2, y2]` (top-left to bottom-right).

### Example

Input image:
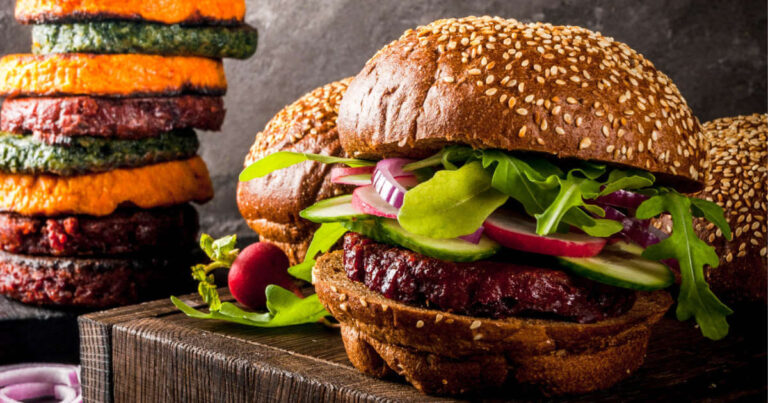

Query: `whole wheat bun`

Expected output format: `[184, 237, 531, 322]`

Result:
[314, 251, 672, 395]
[338, 16, 705, 191]
[654, 114, 767, 305]
[237, 79, 353, 265]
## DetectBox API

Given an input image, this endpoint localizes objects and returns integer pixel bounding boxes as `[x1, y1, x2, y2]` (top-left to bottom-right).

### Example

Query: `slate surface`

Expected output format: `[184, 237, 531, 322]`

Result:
[1, 0, 764, 237]
[0, 296, 82, 364]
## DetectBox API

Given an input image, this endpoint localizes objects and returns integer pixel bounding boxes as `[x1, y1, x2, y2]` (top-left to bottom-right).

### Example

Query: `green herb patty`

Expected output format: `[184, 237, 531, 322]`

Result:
[32, 22, 258, 59]
[0, 130, 199, 176]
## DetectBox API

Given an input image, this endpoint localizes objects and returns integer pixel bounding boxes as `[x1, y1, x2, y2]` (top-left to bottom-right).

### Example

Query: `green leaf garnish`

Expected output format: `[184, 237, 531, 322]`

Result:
[239, 151, 375, 181]
[398, 161, 508, 238]
[288, 222, 348, 282]
[172, 234, 330, 328]
[171, 286, 328, 328]
[636, 190, 733, 340]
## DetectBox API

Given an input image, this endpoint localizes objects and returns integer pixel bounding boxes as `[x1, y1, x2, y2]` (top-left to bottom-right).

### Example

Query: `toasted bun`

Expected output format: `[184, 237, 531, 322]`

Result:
[338, 16, 705, 191]
[314, 251, 672, 395]
[655, 114, 767, 304]
[237, 79, 353, 265]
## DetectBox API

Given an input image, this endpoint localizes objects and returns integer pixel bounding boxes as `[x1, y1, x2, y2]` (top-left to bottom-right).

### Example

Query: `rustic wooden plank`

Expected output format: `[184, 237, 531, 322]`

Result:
[79, 295, 213, 403]
[0, 296, 81, 364]
[90, 290, 766, 402]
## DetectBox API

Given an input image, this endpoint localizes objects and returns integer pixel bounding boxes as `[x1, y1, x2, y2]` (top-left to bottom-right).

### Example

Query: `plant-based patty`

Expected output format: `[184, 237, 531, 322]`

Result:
[0, 130, 199, 175]
[1, 96, 224, 143]
[0, 250, 194, 307]
[33, 22, 258, 59]
[344, 233, 636, 323]
[0, 54, 227, 98]
[0, 156, 213, 216]
[0, 204, 198, 256]
[15, 0, 245, 26]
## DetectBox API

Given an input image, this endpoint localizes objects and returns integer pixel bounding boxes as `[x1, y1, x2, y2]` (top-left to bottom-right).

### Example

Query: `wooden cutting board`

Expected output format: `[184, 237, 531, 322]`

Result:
[79, 289, 767, 402]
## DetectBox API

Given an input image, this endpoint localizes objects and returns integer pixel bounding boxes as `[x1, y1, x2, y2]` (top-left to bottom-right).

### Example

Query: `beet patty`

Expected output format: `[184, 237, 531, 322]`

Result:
[0, 204, 199, 256]
[0, 250, 194, 307]
[1, 95, 224, 143]
[343, 233, 636, 323]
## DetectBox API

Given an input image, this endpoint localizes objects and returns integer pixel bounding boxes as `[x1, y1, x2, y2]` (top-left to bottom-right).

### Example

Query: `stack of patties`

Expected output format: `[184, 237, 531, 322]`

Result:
[0, 0, 258, 307]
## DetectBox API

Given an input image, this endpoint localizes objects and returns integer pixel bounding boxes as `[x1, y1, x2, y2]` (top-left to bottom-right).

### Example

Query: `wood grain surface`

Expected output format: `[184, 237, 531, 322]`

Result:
[0, 296, 82, 364]
[80, 290, 767, 402]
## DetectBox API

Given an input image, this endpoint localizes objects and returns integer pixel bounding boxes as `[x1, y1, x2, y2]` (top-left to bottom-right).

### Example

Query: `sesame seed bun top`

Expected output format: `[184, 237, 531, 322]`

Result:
[655, 113, 767, 304]
[237, 78, 353, 265]
[338, 16, 705, 191]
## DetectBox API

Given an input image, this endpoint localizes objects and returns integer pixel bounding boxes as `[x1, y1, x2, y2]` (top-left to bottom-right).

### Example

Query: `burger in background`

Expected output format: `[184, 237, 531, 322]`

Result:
[655, 113, 767, 305]
[237, 79, 353, 265]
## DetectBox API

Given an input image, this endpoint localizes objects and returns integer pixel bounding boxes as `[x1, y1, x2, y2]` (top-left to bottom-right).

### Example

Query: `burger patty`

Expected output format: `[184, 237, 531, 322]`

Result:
[0, 204, 199, 256]
[1, 96, 224, 143]
[33, 22, 258, 59]
[343, 233, 636, 323]
[0, 130, 199, 176]
[0, 250, 195, 307]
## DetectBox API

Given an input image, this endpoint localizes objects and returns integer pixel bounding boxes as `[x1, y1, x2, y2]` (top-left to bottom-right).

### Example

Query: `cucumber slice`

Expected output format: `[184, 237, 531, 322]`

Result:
[299, 194, 371, 223]
[558, 243, 674, 291]
[343, 218, 500, 262]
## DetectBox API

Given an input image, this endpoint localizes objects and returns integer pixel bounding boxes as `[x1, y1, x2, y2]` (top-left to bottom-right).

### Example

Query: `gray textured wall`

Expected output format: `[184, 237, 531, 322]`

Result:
[1, 0, 766, 237]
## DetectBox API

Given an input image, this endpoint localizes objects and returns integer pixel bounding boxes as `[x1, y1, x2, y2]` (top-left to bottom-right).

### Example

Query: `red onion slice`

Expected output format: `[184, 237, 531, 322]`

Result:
[331, 166, 374, 186]
[0, 382, 77, 402]
[458, 226, 485, 244]
[373, 158, 417, 208]
[595, 189, 650, 210]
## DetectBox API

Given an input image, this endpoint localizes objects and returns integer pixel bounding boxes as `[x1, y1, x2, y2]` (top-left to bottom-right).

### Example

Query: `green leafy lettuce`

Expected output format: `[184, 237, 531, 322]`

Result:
[239, 151, 374, 181]
[636, 190, 733, 340]
[288, 222, 348, 282]
[398, 161, 508, 238]
[172, 234, 329, 327]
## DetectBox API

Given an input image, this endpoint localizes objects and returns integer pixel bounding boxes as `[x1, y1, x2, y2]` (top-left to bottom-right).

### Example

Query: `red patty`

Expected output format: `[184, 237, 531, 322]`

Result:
[1, 96, 225, 143]
[0, 205, 199, 256]
[343, 233, 636, 323]
[0, 250, 195, 307]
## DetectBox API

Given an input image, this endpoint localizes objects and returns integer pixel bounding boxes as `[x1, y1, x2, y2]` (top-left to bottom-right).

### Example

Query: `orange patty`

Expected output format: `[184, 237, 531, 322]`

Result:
[0, 157, 213, 216]
[16, 0, 245, 25]
[0, 54, 227, 98]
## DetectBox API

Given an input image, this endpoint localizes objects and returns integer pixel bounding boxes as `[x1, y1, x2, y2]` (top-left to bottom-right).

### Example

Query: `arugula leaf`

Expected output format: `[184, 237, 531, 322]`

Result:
[535, 171, 606, 235]
[481, 151, 559, 215]
[599, 170, 656, 196]
[239, 151, 375, 181]
[172, 234, 330, 328]
[288, 222, 348, 282]
[402, 146, 478, 171]
[690, 198, 733, 241]
[171, 286, 329, 328]
[398, 161, 508, 238]
[636, 190, 733, 340]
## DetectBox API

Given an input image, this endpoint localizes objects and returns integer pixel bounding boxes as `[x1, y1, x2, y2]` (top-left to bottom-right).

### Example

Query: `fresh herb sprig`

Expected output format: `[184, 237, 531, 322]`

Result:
[172, 234, 329, 327]
[636, 190, 733, 339]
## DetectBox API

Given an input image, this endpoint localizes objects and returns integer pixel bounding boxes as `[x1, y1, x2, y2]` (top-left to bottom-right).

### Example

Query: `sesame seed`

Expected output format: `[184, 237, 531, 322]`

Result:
[485, 88, 498, 96]
[442, 76, 455, 83]
[516, 108, 528, 116]
[359, 298, 368, 307]
[435, 314, 444, 323]
[474, 334, 484, 340]
[555, 127, 565, 135]
[518, 126, 527, 137]
[470, 320, 482, 329]
[566, 97, 578, 104]
[416, 320, 424, 328]
[468, 68, 481, 75]
[580, 138, 592, 149]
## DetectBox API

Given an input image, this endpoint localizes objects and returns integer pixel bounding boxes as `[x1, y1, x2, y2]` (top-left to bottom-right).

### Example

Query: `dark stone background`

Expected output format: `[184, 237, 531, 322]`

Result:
[1, 0, 766, 238]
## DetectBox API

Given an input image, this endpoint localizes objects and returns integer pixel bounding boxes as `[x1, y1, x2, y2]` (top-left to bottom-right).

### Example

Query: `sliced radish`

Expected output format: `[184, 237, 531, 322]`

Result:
[484, 210, 606, 257]
[373, 158, 416, 208]
[352, 186, 399, 219]
[331, 166, 374, 186]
